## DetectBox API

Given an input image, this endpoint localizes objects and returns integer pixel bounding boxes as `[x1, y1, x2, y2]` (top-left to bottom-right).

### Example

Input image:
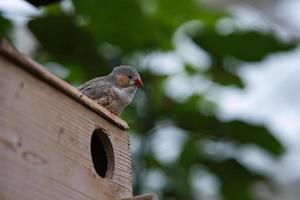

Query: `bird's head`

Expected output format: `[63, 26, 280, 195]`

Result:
[112, 65, 143, 88]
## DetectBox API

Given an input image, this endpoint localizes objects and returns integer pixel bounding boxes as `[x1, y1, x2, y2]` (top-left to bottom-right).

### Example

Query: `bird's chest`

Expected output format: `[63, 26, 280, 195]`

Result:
[113, 87, 135, 105]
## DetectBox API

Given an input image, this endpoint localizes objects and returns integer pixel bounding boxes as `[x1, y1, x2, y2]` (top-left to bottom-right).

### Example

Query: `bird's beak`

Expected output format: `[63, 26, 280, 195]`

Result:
[135, 77, 143, 87]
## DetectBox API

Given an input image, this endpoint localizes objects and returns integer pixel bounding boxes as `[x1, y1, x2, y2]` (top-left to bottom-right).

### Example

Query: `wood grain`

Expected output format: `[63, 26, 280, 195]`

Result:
[0, 52, 132, 199]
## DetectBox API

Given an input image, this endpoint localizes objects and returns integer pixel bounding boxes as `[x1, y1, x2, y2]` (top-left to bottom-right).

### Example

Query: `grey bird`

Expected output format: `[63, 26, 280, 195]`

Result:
[79, 65, 143, 115]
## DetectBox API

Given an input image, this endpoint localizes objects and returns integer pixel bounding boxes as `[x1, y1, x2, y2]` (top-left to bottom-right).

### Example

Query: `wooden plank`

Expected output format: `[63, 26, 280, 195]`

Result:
[0, 39, 129, 130]
[0, 56, 132, 199]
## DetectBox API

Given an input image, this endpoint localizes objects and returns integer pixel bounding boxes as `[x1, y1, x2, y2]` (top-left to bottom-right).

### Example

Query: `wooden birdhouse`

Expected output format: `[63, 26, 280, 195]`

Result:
[0, 40, 156, 200]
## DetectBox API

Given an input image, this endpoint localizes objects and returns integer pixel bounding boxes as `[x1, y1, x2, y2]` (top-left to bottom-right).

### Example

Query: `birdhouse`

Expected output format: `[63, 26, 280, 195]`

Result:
[0, 40, 156, 200]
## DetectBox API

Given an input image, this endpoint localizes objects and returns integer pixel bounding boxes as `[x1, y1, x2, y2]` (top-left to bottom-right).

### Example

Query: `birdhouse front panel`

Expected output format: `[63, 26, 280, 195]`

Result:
[0, 40, 132, 200]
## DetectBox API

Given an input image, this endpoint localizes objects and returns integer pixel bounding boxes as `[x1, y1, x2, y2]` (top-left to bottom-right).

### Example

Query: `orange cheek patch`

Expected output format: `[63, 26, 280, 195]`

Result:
[116, 74, 130, 87]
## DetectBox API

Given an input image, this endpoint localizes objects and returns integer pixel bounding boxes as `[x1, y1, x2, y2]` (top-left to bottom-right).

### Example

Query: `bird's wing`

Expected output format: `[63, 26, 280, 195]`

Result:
[79, 77, 112, 100]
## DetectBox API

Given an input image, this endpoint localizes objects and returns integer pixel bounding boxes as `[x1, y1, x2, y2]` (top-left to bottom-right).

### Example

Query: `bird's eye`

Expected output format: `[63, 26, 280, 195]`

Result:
[128, 75, 132, 79]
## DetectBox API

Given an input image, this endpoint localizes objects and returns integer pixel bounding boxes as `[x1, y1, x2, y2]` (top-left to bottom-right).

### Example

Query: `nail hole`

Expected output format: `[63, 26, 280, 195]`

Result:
[90, 129, 114, 178]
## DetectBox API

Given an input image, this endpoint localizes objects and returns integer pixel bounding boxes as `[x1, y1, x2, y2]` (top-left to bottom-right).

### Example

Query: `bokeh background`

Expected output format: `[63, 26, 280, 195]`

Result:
[1, 0, 300, 199]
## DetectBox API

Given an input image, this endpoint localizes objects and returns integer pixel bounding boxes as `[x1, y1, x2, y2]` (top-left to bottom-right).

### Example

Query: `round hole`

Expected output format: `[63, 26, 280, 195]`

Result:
[90, 129, 114, 178]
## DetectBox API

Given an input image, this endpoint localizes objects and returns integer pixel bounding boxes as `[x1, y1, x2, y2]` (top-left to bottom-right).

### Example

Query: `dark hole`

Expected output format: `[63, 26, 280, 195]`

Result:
[90, 129, 114, 178]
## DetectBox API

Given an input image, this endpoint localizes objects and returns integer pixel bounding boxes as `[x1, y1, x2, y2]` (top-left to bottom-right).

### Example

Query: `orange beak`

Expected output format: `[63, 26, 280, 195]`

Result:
[135, 77, 143, 87]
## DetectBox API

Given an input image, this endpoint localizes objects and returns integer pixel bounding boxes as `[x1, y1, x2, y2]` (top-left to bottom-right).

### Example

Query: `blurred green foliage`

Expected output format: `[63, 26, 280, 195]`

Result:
[0, 14, 12, 40]
[193, 29, 296, 87]
[0, 0, 297, 199]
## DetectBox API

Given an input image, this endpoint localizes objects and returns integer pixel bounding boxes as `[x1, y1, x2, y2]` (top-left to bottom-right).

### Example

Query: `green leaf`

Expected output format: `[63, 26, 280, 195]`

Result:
[163, 96, 284, 156]
[0, 14, 12, 40]
[193, 29, 296, 61]
[72, 0, 224, 53]
[220, 120, 284, 156]
[208, 57, 244, 87]
[153, 0, 224, 29]
[192, 28, 296, 87]
[28, 14, 108, 82]
[72, 0, 172, 52]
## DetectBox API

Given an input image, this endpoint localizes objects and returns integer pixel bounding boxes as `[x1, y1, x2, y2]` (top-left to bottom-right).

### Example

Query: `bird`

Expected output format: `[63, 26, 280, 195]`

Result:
[79, 65, 143, 116]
